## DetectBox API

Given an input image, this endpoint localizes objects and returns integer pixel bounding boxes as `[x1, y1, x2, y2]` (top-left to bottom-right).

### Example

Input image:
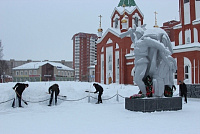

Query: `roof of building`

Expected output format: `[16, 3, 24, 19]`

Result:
[125, 42, 200, 59]
[173, 42, 200, 53]
[174, 18, 200, 29]
[88, 65, 95, 69]
[118, 0, 136, 7]
[111, 5, 144, 19]
[13, 61, 74, 71]
[97, 27, 166, 44]
[193, 18, 200, 25]
[96, 28, 121, 44]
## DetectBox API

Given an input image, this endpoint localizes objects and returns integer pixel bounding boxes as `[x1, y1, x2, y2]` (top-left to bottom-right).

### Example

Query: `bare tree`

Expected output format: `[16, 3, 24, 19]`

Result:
[0, 40, 3, 60]
[0, 41, 8, 82]
[0, 60, 8, 75]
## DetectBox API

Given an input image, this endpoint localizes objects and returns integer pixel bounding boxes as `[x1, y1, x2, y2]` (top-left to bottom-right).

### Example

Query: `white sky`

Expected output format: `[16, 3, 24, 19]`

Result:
[0, 0, 179, 61]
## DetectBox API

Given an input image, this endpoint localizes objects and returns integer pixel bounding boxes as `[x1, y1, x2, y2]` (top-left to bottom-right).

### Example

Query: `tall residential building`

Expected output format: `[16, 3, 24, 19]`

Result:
[72, 32, 98, 82]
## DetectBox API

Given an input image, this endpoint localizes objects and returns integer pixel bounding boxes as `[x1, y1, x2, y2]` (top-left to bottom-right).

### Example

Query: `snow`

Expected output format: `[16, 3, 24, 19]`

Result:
[192, 18, 200, 24]
[174, 42, 200, 49]
[111, 6, 144, 18]
[13, 61, 73, 70]
[173, 42, 200, 53]
[0, 81, 200, 134]
[96, 28, 121, 44]
[143, 28, 167, 37]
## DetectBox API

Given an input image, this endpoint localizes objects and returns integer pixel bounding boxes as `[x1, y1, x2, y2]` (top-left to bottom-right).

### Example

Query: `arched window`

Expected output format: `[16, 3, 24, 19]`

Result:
[184, 0, 189, 3]
[185, 66, 189, 79]
[134, 17, 139, 27]
[115, 18, 118, 28]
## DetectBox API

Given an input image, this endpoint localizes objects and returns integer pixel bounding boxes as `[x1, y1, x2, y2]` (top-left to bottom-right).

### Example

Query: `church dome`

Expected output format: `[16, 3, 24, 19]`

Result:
[98, 27, 103, 32]
[121, 19, 127, 23]
[121, 16, 127, 23]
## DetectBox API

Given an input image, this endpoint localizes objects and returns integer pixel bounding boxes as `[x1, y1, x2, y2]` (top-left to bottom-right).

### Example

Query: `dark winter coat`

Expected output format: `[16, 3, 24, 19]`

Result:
[49, 84, 60, 95]
[93, 83, 103, 94]
[179, 82, 187, 95]
[13, 83, 28, 96]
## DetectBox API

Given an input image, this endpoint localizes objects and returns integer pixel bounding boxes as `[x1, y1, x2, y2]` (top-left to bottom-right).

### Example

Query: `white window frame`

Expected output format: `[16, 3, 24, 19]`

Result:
[33, 70, 37, 75]
[20, 71, 23, 76]
[16, 71, 19, 76]
[29, 70, 32, 75]
[24, 70, 28, 76]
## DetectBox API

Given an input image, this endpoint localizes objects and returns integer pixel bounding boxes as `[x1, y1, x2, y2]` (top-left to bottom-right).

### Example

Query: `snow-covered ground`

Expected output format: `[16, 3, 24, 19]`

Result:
[0, 81, 200, 134]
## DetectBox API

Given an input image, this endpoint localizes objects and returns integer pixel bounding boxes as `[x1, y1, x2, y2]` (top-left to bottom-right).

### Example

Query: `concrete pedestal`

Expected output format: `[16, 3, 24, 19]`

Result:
[125, 97, 182, 112]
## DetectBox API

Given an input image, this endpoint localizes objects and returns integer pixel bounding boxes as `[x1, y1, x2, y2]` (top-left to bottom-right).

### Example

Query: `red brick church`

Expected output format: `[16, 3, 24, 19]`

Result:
[95, 0, 143, 84]
[95, 0, 200, 85]
[172, 0, 200, 84]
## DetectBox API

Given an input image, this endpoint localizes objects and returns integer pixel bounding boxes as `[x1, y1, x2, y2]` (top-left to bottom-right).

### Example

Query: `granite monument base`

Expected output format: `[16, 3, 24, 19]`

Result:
[125, 97, 182, 112]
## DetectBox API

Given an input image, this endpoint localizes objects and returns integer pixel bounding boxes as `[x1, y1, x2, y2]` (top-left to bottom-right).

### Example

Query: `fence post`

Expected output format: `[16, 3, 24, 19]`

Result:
[88, 92, 90, 103]
[116, 90, 119, 102]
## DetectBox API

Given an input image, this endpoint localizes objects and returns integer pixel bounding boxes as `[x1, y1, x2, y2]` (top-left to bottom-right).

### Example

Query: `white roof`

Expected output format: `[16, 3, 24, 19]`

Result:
[174, 18, 200, 29]
[173, 42, 200, 53]
[13, 61, 74, 71]
[111, 6, 144, 19]
[88, 65, 95, 69]
[193, 18, 200, 24]
[96, 28, 121, 44]
[97, 27, 167, 44]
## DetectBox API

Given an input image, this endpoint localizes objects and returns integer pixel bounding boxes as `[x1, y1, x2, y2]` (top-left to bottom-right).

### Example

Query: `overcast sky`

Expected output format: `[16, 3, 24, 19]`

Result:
[0, 0, 179, 61]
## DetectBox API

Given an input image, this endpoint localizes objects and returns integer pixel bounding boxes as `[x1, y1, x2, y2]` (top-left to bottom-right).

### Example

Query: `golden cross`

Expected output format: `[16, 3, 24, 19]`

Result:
[123, 4, 126, 17]
[154, 11, 158, 19]
[154, 11, 158, 27]
[98, 15, 102, 27]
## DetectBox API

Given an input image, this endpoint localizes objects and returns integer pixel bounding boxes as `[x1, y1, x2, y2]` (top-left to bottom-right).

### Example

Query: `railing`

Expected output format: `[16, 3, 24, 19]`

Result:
[0, 91, 127, 105]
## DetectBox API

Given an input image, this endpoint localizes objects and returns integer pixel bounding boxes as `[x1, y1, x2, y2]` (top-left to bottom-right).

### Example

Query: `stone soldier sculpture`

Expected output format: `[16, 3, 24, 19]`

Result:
[120, 25, 177, 97]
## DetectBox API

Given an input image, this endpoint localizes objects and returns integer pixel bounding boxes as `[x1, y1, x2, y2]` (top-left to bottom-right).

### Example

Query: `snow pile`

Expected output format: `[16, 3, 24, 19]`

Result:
[0, 82, 200, 134]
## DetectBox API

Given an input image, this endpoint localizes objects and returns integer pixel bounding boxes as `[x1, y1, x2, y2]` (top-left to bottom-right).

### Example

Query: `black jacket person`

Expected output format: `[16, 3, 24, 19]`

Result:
[93, 83, 103, 104]
[12, 83, 29, 107]
[48, 84, 60, 106]
[179, 80, 187, 103]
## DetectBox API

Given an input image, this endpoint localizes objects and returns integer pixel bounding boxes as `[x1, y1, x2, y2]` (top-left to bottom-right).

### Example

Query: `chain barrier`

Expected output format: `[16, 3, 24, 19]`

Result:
[26, 98, 50, 103]
[0, 93, 127, 105]
[90, 94, 118, 100]
[118, 94, 126, 98]
[58, 96, 88, 101]
[0, 98, 14, 104]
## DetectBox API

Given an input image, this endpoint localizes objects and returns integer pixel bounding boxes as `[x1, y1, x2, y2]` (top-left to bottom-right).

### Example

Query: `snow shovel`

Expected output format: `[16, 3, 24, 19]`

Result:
[58, 94, 67, 98]
[14, 90, 28, 105]
[85, 90, 95, 93]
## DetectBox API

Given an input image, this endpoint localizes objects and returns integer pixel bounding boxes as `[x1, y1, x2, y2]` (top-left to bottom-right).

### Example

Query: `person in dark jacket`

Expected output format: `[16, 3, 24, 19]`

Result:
[93, 83, 103, 104]
[48, 84, 60, 106]
[12, 83, 29, 107]
[179, 80, 187, 103]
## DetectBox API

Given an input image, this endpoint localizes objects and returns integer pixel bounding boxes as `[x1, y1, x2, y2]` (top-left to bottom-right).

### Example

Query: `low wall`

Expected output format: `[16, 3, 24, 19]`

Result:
[186, 84, 200, 98]
[125, 97, 182, 112]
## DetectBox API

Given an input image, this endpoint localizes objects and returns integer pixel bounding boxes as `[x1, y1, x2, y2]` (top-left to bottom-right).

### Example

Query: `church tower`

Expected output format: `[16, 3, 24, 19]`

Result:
[111, 0, 144, 32]
[95, 0, 144, 84]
